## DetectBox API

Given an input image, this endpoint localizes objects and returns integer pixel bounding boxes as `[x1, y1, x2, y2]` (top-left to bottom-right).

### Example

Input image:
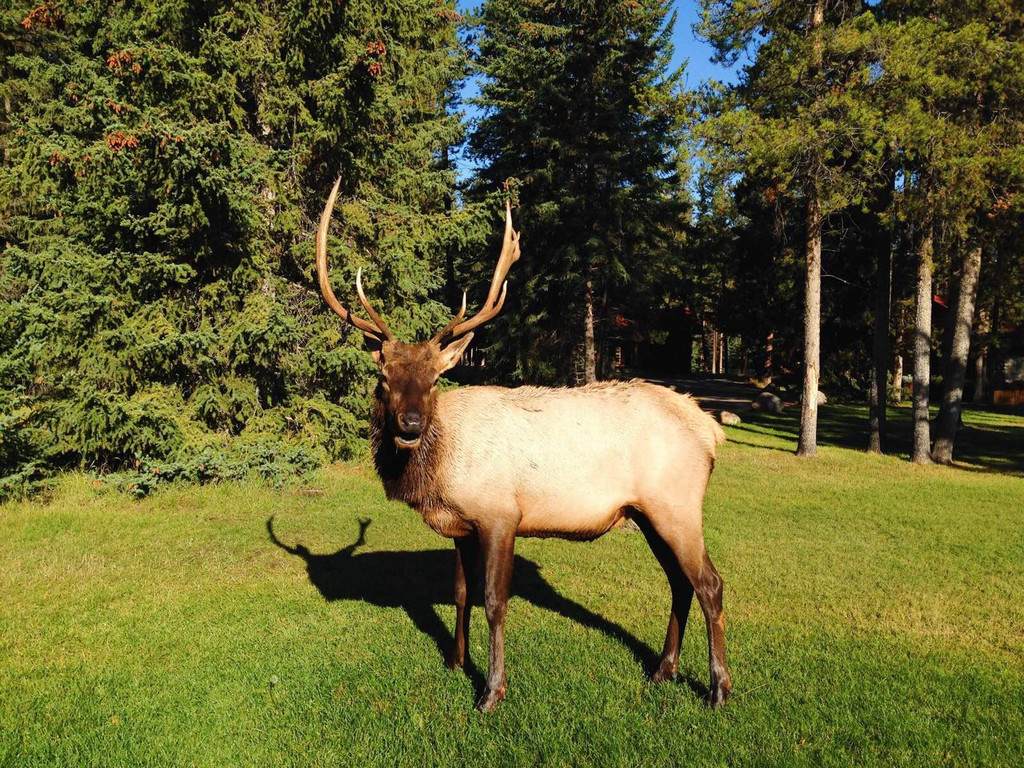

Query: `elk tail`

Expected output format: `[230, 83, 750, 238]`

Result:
[711, 418, 727, 446]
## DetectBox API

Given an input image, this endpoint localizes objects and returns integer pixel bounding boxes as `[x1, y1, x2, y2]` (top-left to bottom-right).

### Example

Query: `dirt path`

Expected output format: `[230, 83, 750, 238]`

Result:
[641, 374, 761, 414]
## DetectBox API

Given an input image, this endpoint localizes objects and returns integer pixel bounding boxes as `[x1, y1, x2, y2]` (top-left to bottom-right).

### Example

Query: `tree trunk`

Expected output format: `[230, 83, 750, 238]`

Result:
[937, 247, 961, 389]
[701, 318, 712, 373]
[763, 330, 774, 382]
[892, 353, 903, 405]
[932, 242, 982, 464]
[797, 0, 824, 457]
[583, 278, 597, 384]
[598, 287, 613, 380]
[911, 213, 934, 464]
[973, 348, 986, 403]
[869, 240, 891, 454]
[797, 194, 822, 457]
[891, 298, 905, 405]
[972, 305, 989, 403]
[810, 0, 824, 66]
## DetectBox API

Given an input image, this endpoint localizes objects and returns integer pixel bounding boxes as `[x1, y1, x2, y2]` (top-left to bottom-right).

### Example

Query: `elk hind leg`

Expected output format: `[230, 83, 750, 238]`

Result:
[634, 512, 695, 683]
[687, 547, 731, 707]
[645, 509, 731, 707]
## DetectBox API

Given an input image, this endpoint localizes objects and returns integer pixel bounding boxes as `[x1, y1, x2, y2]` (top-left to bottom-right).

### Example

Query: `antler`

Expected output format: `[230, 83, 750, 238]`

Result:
[431, 289, 467, 343]
[433, 200, 521, 343]
[316, 177, 394, 341]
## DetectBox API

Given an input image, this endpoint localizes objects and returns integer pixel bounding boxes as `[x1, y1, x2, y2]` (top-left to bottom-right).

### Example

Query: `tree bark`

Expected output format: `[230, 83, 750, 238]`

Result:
[598, 286, 612, 380]
[932, 242, 982, 464]
[892, 353, 903, 405]
[938, 248, 961, 388]
[716, 329, 721, 374]
[891, 298, 905, 405]
[701, 318, 712, 373]
[707, 327, 715, 374]
[797, 0, 825, 458]
[797, 194, 822, 457]
[869, 240, 891, 453]
[972, 305, 989, 403]
[583, 278, 597, 384]
[810, 0, 824, 67]
[973, 348, 986, 403]
[911, 213, 934, 464]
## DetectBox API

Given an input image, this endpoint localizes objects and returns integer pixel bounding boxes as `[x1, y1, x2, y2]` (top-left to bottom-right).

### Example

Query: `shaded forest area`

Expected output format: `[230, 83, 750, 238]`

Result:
[2, 0, 1022, 498]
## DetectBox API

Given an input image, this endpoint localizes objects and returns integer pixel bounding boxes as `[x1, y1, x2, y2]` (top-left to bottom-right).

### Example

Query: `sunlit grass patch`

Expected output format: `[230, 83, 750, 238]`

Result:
[2, 406, 1022, 766]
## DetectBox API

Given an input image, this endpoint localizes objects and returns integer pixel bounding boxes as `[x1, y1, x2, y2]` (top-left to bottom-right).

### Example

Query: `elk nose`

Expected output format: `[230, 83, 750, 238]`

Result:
[398, 411, 423, 433]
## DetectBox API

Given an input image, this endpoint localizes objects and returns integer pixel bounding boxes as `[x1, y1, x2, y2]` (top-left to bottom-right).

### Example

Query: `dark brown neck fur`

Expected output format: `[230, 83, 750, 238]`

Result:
[370, 387, 445, 509]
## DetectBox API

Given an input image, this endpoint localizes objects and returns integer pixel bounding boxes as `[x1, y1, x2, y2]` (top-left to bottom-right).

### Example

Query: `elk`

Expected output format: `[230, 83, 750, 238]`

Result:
[315, 178, 732, 712]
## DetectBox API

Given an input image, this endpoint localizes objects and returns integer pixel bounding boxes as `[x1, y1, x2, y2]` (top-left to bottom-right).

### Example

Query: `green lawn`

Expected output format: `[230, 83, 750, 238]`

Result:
[2, 406, 1022, 766]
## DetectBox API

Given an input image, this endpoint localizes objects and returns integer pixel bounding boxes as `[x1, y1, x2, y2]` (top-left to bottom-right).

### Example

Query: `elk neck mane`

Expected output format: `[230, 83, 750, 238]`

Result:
[369, 386, 448, 509]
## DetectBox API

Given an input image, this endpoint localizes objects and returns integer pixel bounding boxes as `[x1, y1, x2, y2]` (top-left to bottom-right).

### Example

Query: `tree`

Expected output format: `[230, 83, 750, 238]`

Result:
[699, 0, 881, 456]
[932, 242, 982, 461]
[467, 0, 688, 385]
[0, 0, 468, 497]
[868, 170, 895, 454]
[875, 1, 1024, 463]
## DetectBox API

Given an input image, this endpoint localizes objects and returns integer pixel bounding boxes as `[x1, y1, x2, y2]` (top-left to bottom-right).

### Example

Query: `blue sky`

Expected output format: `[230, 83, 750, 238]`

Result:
[666, 0, 738, 89]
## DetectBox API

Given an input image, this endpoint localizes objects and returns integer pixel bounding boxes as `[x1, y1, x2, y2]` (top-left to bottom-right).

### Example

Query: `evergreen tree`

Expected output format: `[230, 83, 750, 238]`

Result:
[467, 0, 688, 385]
[875, 1, 1024, 463]
[699, 0, 882, 456]
[0, 0, 468, 497]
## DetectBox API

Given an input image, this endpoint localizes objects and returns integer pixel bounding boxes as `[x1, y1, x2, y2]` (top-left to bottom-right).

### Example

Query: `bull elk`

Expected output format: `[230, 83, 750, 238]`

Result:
[315, 178, 732, 711]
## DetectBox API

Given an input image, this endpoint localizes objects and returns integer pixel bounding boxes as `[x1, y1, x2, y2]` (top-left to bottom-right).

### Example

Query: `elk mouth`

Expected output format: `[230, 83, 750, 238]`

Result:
[393, 432, 422, 451]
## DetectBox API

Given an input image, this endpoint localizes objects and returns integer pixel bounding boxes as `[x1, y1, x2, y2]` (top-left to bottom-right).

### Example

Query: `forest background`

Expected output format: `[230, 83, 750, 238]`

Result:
[2, 0, 1022, 499]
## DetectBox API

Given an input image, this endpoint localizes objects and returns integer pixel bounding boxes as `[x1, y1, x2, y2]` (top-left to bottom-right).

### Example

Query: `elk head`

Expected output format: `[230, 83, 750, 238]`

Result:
[316, 178, 520, 451]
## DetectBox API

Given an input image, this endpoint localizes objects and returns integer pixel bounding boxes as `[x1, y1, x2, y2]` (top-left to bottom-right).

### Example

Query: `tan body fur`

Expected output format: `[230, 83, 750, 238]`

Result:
[379, 380, 724, 542]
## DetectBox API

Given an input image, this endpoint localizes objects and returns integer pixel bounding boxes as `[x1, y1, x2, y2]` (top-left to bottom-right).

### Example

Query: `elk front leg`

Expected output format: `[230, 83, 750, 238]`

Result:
[447, 534, 477, 670]
[475, 521, 516, 712]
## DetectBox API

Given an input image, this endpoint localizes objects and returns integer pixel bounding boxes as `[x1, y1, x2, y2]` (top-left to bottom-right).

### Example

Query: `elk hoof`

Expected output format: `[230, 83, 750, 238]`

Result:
[706, 680, 732, 709]
[444, 653, 464, 671]
[650, 663, 678, 683]
[475, 686, 506, 712]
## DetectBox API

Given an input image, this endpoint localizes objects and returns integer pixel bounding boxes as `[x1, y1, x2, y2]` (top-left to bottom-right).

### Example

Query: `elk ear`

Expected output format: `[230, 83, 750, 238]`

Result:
[437, 333, 474, 374]
[363, 333, 384, 368]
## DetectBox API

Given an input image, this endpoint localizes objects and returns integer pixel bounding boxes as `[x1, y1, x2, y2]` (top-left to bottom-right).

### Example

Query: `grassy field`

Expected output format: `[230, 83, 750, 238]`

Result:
[1, 404, 1022, 766]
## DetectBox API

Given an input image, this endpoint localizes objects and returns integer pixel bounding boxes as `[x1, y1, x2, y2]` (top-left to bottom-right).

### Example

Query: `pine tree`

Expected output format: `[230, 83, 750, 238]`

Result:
[0, 0, 467, 497]
[875, 1, 1024, 463]
[699, 0, 882, 456]
[467, 0, 688, 385]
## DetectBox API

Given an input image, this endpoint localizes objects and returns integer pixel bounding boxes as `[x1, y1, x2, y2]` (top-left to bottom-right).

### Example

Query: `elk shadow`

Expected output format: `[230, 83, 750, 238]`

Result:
[266, 517, 696, 697]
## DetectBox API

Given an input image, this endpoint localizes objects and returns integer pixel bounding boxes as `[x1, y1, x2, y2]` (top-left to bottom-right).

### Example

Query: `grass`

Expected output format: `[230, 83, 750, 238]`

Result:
[1, 404, 1022, 766]
[734, 400, 1024, 476]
